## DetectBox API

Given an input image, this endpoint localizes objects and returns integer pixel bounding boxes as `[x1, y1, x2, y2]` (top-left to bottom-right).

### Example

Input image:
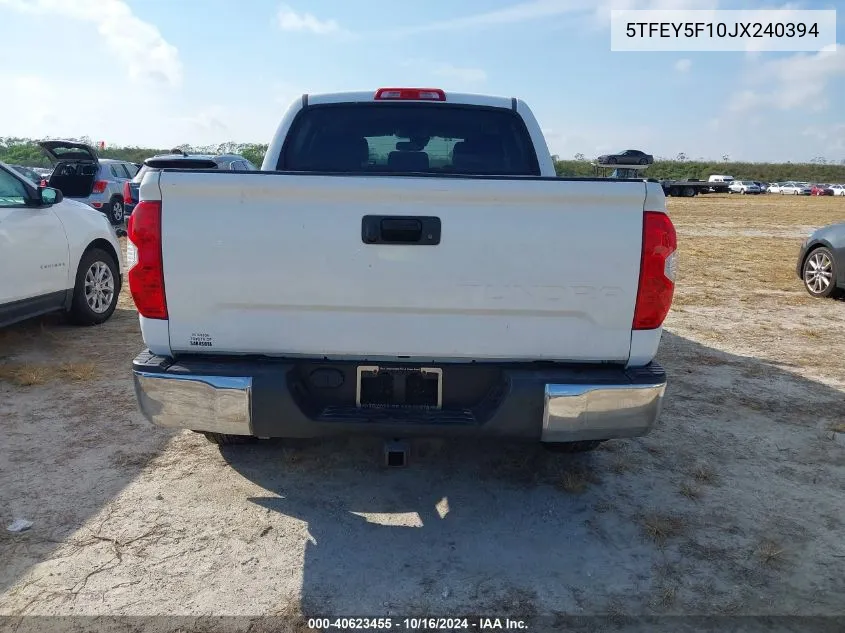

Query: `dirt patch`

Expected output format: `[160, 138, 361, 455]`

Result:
[0, 197, 844, 620]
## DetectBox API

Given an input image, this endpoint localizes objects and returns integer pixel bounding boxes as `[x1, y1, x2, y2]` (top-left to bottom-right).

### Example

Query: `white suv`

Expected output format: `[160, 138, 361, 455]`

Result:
[0, 162, 122, 328]
[39, 141, 137, 225]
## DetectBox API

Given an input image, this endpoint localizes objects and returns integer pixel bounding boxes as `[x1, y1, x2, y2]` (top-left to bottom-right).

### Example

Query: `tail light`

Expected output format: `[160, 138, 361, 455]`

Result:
[374, 88, 446, 101]
[123, 181, 133, 204]
[92, 180, 108, 194]
[633, 211, 677, 330]
[127, 200, 167, 319]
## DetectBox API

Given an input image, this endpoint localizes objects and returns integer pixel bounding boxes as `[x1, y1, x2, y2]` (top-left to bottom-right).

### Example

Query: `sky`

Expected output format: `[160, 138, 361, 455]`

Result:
[0, 0, 843, 162]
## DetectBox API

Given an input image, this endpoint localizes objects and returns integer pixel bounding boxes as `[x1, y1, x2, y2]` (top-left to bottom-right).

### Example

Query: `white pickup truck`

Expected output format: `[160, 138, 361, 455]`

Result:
[130, 88, 676, 453]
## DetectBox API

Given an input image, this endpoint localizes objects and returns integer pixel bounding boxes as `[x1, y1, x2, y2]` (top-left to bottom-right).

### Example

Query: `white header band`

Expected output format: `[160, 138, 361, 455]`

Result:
[610, 10, 836, 52]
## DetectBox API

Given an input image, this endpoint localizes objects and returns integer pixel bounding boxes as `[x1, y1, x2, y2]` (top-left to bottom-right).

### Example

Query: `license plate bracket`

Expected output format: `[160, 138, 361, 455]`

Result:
[356, 366, 443, 410]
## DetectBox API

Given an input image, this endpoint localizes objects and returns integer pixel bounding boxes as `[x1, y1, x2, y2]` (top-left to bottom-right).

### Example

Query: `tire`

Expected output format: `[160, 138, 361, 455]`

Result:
[606, 157, 617, 164]
[68, 248, 120, 325]
[542, 440, 604, 453]
[638, 158, 648, 165]
[107, 197, 125, 225]
[802, 247, 841, 299]
[683, 187, 696, 197]
[201, 432, 257, 445]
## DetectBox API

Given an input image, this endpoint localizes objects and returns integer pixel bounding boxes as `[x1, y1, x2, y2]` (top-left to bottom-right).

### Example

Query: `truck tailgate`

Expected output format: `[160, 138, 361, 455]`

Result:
[157, 172, 646, 362]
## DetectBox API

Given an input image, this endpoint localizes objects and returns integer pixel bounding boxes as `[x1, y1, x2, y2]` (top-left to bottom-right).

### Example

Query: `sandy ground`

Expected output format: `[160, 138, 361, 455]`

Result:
[1, 195, 844, 630]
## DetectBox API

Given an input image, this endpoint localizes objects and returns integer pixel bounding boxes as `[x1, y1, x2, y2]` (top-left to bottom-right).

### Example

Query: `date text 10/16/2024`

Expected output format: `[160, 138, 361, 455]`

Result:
[306, 617, 529, 630]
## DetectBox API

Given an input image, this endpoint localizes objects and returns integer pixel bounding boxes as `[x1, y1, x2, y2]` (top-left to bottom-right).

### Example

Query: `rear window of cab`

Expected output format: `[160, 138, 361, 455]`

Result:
[279, 103, 540, 176]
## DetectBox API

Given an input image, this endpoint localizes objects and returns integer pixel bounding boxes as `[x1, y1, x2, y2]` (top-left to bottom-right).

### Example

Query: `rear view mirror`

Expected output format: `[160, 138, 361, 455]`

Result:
[40, 187, 63, 206]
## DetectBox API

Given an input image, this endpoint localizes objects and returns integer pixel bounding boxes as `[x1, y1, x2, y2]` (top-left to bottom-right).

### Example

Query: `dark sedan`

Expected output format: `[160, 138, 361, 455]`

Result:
[797, 222, 845, 298]
[597, 149, 653, 165]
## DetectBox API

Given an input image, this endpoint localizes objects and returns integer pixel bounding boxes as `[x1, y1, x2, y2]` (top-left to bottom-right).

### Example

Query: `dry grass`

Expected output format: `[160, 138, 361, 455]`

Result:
[756, 539, 786, 567]
[799, 329, 823, 340]
[610, 456, 635, 474]
[668, 193, 844, 229]
[666, 196, 839, 317]
[0, 361, 97, 386]
[58, 362, 97, 382]
[690, 462, 718, 485]
[641, 513, 686, 544]
[652, 584, 678, 609]
[0, 364, 50, 386]
[679, 482, 702, 500]
[557, 469, 591, 494]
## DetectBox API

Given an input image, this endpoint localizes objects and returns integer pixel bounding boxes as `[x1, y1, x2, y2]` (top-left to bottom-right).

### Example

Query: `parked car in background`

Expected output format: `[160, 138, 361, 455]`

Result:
[38, 141, 137, 225]
[811, 184, 834, 196]
[8, 165, 44, 185]
[729, 180, 762, 194]
[767, 183, 782, 193]
[213, 154, 258, 171]
[780, 182, 812, 195]
[752, 181, 767, 193]
[596, 149, 653, 165]
[797, 222, 845, 298]
[0, 162, 122, 327]
[830, 184, 845, 196]
[707, 174, 734, 193]
[123, 154, 221, 216]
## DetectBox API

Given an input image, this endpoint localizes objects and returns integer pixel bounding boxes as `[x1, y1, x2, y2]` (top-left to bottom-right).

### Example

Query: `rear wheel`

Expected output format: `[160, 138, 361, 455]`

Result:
[107, 197, 124, 225]
[68, 248, 120, 325]
[802, 247, 841, 299]
[638, 158, 648, 165]
[542, 440, 604, 453]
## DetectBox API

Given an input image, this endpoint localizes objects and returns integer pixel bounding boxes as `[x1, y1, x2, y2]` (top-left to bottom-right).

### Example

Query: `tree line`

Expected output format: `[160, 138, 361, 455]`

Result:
[3, 137, 845, 183]
[554, 156, 845, 183]
[0, 137, 268, 170]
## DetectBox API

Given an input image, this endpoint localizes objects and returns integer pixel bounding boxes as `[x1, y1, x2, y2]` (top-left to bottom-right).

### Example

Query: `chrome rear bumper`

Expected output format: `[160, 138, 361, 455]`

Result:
[542, 382, 665, 443]
[133, 353, 666, 441]
[133, 371, 253, 435]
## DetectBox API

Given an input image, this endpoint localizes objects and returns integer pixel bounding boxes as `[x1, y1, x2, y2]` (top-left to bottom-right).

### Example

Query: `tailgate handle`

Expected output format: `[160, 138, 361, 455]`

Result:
[381, 218, 421, 241]
[362, 215, 441, 245]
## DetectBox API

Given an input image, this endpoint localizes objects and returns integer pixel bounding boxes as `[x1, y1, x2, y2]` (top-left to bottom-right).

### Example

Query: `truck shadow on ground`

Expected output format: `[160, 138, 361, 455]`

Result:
[1, 328, 843, 619]
[221, 331, 845, 618]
